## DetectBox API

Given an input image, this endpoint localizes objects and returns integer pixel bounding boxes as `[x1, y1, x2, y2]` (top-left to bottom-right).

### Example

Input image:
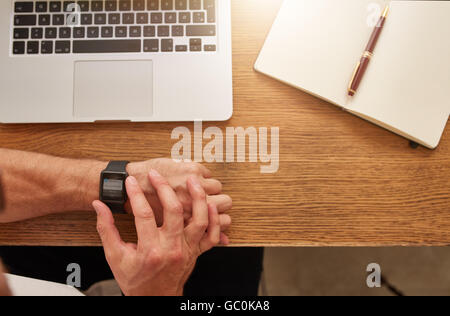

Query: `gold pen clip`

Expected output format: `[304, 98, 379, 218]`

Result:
[348, 60, 361, 94]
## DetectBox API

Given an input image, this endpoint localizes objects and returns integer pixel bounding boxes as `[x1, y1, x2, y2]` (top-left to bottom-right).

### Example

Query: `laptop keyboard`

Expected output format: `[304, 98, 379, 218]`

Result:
[11, 0, 218, 55]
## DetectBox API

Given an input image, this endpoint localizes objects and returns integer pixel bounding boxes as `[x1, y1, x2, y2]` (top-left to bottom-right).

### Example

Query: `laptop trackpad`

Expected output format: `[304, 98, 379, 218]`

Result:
[73, 60, 153, 119]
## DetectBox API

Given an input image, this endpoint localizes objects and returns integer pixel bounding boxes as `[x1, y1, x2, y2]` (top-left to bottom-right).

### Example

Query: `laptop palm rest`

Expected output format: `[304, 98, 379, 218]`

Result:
[73, 60, 153, 120]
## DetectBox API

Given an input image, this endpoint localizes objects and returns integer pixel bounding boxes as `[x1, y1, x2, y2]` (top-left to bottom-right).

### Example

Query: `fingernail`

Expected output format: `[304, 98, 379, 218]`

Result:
[127, 176, 138, 185]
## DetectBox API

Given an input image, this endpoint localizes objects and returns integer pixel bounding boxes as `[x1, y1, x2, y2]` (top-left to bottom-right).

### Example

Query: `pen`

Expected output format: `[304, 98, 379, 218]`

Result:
[348, 5, 389, 96]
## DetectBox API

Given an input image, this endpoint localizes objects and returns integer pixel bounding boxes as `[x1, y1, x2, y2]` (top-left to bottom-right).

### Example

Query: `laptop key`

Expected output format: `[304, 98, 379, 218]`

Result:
[63, 1, 76, 12]
[179, 12, 191, 23]
[119, 0, 131, 11]
[137, 13, 148, 24]
[73, 27, 85, 38]
[91, 1, 104, 11]
[161, 39, 174, 52]
[151, 13, 163, 24]
[31, 28, 43, 39]
[133, 0, 145, 11]
[49, 2, 62, 12]
[14, 28, 29, 39]
[175, 45, 187, 52]
[147, 0, 159, 10]
[123, 13, 134, 24]
[143, 25, 155, 37]
[172, 25, 183, 37]
[59, 27, 72, 38]
[73, 39, 141, 53]
[115, 26, 127, 37]
[14, 15, 37, 26]
[165, 12, 177, 24]
[161, 0, 173, 10]
[204, 44, 216, 51]
[87, 27, 100, 38]
[36, 2, 48, 12]
[55, 41, 71, 53]
[189, 0, 201, 10]
[95, 14, 107, 25]
[81, 14, 93, 25]
[15, 2, 34, 13]
[144, 39, 159, 52]
[78, 1, 90, 12]
[41, 41, 53, 54]
[105, 0, 117, 11]
[193, 12, 205, 23]
[109, 13, 121, 24]
[186, 25, 216, 36]
[13, 41, 26, 55]
[175, 0, 187, 10]
[130, 26, 141, 37]
[39, 15, 51, 25]
[45, 28, 58, 39]
[101, 26, 114, 38]
[190, 38, 201, 51]
[53, 14, 65, 25]
[204, 0, 216, 23]
[190, 38, 201, 45]
[27, 41, 39, 54]
[158, 26, 170, 37]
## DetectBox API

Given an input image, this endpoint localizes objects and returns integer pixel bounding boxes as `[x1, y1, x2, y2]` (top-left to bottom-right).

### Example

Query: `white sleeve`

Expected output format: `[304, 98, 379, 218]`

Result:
[5, 274, 85, 296]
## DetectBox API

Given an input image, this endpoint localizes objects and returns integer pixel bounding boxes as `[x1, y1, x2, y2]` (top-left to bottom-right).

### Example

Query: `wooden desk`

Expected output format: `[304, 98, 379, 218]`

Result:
[0, 0, 449, 247]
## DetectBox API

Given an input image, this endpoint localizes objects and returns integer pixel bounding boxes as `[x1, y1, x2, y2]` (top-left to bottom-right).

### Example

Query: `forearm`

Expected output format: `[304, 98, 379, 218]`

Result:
[0, 148, 107, 223]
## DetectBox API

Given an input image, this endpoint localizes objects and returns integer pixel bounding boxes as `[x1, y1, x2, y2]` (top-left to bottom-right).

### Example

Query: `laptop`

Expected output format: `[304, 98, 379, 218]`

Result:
[0, 0, 233, 123]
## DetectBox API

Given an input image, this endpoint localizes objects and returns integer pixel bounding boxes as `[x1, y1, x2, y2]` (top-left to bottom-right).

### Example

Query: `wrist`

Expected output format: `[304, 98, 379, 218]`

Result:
[78, 160, 108, 211]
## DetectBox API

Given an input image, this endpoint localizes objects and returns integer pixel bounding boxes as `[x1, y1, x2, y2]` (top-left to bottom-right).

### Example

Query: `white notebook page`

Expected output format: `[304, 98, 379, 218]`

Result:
[347, 1, 450, 148]
[255, 0, 388, 107]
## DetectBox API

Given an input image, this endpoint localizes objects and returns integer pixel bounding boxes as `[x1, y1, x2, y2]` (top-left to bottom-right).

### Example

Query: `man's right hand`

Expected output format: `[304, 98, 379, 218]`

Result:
[93, 170, 224, 296]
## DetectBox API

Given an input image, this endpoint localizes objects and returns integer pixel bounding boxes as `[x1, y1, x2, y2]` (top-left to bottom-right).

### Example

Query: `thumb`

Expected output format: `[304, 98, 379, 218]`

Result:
[93, 201, 125, 263]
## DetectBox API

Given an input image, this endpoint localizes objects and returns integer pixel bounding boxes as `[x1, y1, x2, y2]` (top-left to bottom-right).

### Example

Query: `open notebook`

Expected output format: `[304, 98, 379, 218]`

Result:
[255, 0, 450, 148]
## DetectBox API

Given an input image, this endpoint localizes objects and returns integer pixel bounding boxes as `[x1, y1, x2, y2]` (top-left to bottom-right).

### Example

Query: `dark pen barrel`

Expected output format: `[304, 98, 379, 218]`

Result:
[348, 56, 370, 96]
[348, 6, 389, 96]
[365, 16, 387, 52]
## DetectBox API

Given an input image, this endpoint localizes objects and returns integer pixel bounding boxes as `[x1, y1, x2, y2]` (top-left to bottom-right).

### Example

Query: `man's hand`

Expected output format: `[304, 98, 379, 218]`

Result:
[126, 159, 232, 227]
[93, 170, 225, 296]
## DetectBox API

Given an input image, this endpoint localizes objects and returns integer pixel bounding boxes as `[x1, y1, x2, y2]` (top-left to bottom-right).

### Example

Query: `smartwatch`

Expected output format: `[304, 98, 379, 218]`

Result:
[99, 161, 129, 214]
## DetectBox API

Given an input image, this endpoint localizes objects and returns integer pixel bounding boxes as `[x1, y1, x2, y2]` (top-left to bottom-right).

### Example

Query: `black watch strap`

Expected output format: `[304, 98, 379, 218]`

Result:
[106, 161, 130, 173]
[103, 161, 129, 214]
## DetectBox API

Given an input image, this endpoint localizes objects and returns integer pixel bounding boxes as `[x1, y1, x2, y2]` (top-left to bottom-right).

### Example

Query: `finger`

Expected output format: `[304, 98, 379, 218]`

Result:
[219, 214, 232, 231]
[198, 164, 212, 178]
[207, 195, 232, 213]
[201, 178, 222, 195]
[185, 213, 231, 232]
[93, 200, 126, 262]
[125, 176, 159, 249]
[185, 176, 209, 246]
[199, 204, 221, 253]
[220, 233, 230, 246]
[148, 169, 184, 235]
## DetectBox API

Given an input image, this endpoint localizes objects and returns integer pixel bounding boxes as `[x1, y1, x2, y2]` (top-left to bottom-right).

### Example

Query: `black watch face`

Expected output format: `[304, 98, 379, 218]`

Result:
[101, 172, 127, 202]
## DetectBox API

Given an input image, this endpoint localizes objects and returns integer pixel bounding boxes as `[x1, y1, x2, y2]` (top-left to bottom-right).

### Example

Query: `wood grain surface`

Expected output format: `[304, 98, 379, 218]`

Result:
[0, 0, 449, 246]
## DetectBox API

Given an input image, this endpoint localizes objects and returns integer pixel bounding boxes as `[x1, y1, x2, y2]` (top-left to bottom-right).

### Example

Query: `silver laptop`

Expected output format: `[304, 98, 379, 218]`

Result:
[0, 0, 232, 123]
